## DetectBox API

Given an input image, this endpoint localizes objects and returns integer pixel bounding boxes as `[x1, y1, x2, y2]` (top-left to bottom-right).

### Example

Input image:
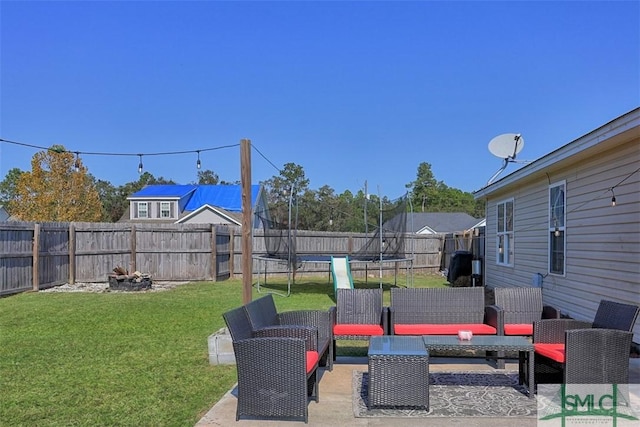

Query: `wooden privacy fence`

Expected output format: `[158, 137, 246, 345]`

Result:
[0, 221, 464, 296]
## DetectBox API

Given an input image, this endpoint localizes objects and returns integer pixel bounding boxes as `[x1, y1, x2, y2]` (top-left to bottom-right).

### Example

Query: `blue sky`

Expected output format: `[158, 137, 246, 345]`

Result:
[1, 1, 638, 198]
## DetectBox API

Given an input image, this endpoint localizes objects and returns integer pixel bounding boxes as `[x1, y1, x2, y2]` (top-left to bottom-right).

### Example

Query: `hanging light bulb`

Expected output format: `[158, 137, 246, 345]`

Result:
[138, 154, 143, 174]
[74, 152, 81, 172]
[611, 188, 616, 207]
[196, 150, 201, 169]
[553, 218, 560, 237]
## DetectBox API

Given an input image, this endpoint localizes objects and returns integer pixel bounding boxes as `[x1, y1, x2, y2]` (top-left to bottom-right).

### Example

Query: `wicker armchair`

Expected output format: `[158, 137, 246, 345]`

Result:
[223, 306, 319, 423]
[533, 299, 639, 385]
[564, 328, 633, 384]
[244, 294, 334, 371]
[492, 287, 560, 336]
[487, 287, 560, 368]
[330, 288, 388, 360]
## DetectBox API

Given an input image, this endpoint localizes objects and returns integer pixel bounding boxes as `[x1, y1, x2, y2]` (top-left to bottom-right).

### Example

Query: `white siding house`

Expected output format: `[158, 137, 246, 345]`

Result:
[474, 108, 640, 343]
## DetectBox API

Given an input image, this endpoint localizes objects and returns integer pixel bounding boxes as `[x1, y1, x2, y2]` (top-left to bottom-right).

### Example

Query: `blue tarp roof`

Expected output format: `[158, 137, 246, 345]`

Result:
[130, 184, 260, 212]
[184, 185, 260, 212]
[131, 185, 197, 198]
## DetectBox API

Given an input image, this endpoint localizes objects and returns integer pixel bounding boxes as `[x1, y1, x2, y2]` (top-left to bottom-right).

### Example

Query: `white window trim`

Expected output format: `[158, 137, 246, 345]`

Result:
[137, 201, 149, 219]
[496, 198, 514, 267]
[160, 201, 172, 218]
[548, 181, 566, 276]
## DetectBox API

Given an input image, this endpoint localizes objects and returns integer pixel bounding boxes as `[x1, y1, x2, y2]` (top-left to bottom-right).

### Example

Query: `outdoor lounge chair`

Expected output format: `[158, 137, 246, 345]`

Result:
[489, 287, 561, 368]
[533, 299, 639, 385]
[330, 288, 387, 360]
[244, 294, 334, 371]
[562, 328, 633, 384]
[223, 306, 319, 423]
[493, 287, 560, 336]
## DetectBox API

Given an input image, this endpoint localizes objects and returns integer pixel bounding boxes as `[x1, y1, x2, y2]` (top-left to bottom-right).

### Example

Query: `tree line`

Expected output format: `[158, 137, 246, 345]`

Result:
[0, 145, 485, 230]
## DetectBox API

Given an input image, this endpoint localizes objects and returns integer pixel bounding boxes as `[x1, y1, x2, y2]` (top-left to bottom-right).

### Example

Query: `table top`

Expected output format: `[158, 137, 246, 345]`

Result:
[422, 335, 533, 351]
[368, 336, 429, 356]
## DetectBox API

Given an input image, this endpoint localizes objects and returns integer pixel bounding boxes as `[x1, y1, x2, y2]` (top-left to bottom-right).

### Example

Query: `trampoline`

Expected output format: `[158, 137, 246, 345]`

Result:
[253, 192, 414, 296]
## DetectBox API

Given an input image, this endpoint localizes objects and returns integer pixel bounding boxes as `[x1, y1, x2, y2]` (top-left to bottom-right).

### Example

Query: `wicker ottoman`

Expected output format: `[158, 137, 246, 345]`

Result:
[368, 336, 429, 409]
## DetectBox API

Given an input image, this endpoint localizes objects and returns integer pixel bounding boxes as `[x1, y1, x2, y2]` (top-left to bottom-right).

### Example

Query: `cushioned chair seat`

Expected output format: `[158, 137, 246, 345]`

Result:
[504, 323, 533, 335]
[306, 351, 319, 373]
[394, 323, 497, 335]
[534, 343, 565, 363]
[333, 324, 384, 336]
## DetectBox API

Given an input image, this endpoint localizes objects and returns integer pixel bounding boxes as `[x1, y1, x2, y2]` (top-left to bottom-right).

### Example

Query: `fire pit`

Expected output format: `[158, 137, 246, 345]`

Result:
[108, 267, 152, 291]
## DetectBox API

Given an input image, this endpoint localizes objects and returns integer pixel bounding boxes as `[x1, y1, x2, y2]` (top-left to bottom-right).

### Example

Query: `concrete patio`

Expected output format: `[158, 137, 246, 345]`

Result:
[195, 356, 640, 427]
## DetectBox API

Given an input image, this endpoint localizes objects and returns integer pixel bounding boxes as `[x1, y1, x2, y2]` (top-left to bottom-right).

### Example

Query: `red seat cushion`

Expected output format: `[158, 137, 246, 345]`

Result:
[504, 323, 533, 335]
[394, 323, 497, 335]
[333, 324, 384, 336]
[306, 351, 319, 373]
[534, 343, 565, 363]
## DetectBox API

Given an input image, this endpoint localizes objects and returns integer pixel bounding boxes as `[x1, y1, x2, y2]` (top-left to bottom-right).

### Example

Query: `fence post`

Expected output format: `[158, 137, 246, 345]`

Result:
[69, 223, 76, 284]
[229, 228, 235, 279]
[32, 223, 40, 291]
[129, 225, 137, 273]
[211, 225, 217, 282]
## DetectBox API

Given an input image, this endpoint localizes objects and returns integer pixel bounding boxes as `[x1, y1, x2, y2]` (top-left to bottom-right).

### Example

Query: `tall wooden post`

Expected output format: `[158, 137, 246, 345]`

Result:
[69, 223, 76, 284]
[210, 225, 217, 282]
[32, 223, 40, 291]
[240, 139, 253, 304]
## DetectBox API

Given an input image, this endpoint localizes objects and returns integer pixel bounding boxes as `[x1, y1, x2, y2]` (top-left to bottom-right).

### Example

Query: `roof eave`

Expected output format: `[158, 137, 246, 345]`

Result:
[474, 108, 640, 199]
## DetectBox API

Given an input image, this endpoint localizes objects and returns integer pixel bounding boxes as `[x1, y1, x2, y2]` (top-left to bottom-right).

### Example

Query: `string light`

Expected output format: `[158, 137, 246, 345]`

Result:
[610, 188, 616, 207]
[553, 218, 560, 237]
[0, 138, 286, 177]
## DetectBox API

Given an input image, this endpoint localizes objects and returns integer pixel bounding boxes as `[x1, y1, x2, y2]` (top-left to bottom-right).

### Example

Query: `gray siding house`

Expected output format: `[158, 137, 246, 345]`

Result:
[474, 108, 640, 343]
[121, 184, 269, 228]
[405, 212, 484, 234]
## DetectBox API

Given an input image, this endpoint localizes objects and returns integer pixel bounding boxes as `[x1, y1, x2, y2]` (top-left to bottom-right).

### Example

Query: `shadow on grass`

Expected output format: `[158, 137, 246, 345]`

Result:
[253, 278, 402, 303]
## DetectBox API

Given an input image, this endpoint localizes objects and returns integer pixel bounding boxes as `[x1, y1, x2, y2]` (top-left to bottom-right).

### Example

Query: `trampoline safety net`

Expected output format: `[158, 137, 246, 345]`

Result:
[255, 193, 408, 265]
[352, 194, 407, 261]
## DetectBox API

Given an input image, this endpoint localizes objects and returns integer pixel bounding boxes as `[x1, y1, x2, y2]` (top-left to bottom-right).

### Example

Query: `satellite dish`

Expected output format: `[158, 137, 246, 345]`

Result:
[488, 133, 524, 160]
[485, 133, 525, 186]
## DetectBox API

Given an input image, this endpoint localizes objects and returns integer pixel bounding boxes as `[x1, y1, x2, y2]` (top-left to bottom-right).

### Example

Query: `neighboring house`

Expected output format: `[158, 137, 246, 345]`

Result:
[405, 212, 484, 234]
[121, 184, 269, 227]
[474, 108, 640, 343]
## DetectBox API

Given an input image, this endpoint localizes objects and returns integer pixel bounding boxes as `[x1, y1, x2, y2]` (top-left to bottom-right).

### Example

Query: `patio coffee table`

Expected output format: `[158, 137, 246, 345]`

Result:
[368, 336, 429, 409]
[422, 335, 535, 398]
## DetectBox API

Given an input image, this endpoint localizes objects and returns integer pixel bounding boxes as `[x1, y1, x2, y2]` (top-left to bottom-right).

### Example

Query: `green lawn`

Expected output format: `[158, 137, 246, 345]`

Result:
[0, 274, 448, 426]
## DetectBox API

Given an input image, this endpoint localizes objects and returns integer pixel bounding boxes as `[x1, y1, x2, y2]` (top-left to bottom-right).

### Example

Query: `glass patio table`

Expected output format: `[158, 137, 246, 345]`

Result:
[422, 335, 535, 398]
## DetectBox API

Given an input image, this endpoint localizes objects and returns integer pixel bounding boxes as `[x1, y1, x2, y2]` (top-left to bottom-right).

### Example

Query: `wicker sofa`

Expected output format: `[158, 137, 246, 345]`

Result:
[222, 305, 319, 423]
[389, 287, 498, 336]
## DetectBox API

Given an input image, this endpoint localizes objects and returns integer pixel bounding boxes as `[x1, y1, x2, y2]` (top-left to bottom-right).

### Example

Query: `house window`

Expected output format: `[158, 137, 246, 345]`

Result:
[496, 199, 514, 266]
[136, 202, 148, 219]
[159, 202, 171, 218]
[549, 182, 566, 275]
